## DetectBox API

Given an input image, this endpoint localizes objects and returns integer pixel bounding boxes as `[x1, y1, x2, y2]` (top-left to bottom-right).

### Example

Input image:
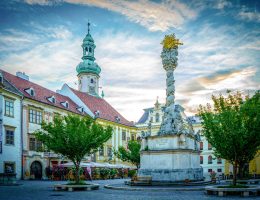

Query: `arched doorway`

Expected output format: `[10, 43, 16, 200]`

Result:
[30, 161, 42, 180]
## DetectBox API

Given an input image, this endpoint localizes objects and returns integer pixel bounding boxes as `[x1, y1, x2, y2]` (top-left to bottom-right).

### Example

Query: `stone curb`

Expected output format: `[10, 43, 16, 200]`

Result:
[104, 184, 205, 191]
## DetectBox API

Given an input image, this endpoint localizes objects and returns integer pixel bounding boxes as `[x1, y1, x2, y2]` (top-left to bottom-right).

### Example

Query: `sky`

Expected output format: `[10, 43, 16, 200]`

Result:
[0, 0, 259, 122]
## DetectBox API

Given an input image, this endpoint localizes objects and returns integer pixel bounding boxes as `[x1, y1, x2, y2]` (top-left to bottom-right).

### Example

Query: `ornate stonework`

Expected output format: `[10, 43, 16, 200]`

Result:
[158, 35, 193, 136]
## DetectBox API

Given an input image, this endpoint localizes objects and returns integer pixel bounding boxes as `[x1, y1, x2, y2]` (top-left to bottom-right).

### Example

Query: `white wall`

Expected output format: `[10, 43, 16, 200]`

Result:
[0, 92, 22, 179]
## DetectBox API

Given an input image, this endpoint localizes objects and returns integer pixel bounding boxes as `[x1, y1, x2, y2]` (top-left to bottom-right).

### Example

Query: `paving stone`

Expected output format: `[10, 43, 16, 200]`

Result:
[0, 179, 258, 200]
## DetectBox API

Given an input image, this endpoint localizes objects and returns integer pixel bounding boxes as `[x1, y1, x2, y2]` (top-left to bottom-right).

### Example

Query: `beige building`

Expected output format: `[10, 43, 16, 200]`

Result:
[0, 28, 136, 180]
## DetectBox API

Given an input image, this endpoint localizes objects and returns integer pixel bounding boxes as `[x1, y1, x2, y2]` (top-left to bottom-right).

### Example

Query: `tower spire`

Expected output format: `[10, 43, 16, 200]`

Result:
[87, 21, 90, 34]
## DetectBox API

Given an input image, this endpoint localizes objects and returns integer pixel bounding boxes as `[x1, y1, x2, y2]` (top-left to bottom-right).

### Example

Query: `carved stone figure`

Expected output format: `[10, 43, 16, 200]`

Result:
[158, 35, 194, 136]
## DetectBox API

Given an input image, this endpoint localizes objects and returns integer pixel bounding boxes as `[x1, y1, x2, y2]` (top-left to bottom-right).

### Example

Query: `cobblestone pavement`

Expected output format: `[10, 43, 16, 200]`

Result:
[0, 179, 259, 200]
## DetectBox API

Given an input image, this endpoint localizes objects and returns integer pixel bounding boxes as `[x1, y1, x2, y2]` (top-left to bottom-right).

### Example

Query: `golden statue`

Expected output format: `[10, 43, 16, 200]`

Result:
[161, 34, 183, 49]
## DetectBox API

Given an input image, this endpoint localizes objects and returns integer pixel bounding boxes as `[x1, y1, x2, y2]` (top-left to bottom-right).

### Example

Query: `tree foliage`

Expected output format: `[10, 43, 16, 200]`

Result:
[198, 91, 260, 185]
[114, 140, 141, 168]
[35, 115, 112, 183]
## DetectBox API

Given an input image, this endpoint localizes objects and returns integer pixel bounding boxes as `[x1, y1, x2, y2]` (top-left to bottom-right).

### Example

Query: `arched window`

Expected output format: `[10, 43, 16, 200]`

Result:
[155, 113, 160, 122]
[217, 158, 222, 164]
[90, 78, 94, 83]
[200, 142, 203, 150]
[85, 47, 88, 52]
[208, 155, 212, 164]
[200, 156, 203, 164]
[89, 47, 92, 53]
[208, 143, 212, 150]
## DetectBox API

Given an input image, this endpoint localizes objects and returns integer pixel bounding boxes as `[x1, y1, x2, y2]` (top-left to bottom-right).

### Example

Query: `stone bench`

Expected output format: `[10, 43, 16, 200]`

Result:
[54, 183, 99, 192]
[129, 176, 152, 186]
[205, 185, 260, 197]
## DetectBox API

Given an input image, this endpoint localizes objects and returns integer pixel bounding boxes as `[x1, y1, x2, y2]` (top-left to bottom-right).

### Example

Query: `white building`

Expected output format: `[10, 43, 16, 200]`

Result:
[188, 116, 225, 179]
[0, 71, 23, 179]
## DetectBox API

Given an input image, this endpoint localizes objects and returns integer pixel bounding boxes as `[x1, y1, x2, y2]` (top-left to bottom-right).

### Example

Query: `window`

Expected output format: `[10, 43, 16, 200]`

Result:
[5, 99, 14, 117]
[0, 72, 3, 84]
[85, 47, 88, 52]
[150, 117, 153, 123]
[107, 147, 112, 159]
[217, 168, 222, 173]
[89, 86, 95, 94]
[131, 134, 135, 141]
[122, 131, 126, 141]
[99, 147, 104, 156]
[29, 137, 42, 151]
[4, 162, 15, 173]
[200, 156, 203, 164]
[208, 155, 213, 164]
[89, 47, 92, 53]
[208, 143, 212, 150]
[217, 158, 222, 164]
[208, 169, 212, 173]
[5, 129, 14, 145]
[155, 113, 160, 122]
[90, 78, 94, 83]
[30, 89, 35, 96]
[200, 142, 203, 150]
[29, 109, 42, 124]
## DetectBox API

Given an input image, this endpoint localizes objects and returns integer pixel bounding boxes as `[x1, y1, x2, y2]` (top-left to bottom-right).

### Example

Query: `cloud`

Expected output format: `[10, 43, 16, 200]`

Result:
[24, 0, 198, 31]
[238, 7, 260, 23]
[214, 0, 232, 9]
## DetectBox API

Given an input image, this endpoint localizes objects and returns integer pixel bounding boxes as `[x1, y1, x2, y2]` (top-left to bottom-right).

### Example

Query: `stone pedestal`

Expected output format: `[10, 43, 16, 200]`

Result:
[138, 34, 203, 182]
[138, 134, 203, 182]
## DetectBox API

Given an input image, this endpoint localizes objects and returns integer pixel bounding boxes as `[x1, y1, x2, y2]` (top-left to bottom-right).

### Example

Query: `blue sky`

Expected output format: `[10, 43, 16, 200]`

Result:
[0, 0, 259, 121]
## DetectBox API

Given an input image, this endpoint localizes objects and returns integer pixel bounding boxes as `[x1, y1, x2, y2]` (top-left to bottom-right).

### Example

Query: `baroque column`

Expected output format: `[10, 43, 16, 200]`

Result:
[158, 34, 193, 135]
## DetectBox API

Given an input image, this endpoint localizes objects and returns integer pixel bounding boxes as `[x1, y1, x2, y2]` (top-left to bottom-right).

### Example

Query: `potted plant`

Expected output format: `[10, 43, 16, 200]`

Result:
[128, 169, 137, 180]
[100, 168, 110, 179]
[210, 171, 217, 183]
[109, 168, 117, 179]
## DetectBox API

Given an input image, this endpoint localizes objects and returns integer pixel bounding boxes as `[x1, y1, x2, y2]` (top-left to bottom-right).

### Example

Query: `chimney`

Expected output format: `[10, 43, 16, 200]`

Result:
[16, 72, 29, 81]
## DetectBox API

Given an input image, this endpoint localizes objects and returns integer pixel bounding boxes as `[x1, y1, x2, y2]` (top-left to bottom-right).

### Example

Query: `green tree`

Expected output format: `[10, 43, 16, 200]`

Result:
[35, 115, 112, 184]
[198, 91, 260, 185]
[114, 140, 141, 168]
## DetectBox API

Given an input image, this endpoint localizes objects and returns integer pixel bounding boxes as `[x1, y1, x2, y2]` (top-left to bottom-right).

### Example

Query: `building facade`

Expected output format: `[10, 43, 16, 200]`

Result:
[0, 72, 23, 179]
[189, 116, 225, 179]
[136, 99, 164, 137]
[0, 27, 137, 180]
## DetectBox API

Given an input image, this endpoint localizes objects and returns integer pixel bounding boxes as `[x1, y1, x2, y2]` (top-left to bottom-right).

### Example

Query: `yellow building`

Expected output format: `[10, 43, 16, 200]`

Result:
[224, 151, 260, 177]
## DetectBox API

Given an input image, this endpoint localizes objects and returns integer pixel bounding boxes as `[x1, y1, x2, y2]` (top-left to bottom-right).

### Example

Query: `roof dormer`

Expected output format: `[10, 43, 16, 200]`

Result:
[47, 96, 56, 104]
[77, 107, 84, 113]
[61, 101, 69, 108]
[25, 87, 35, 96]
[94, 110, 100, 118]
[115, 116, 121, 123]
[0, 72, 3, 85]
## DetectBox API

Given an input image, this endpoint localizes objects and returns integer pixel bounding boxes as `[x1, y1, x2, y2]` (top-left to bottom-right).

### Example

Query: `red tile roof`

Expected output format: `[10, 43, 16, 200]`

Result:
[1, 70, 83, 115]
[70, 87, 134, 127]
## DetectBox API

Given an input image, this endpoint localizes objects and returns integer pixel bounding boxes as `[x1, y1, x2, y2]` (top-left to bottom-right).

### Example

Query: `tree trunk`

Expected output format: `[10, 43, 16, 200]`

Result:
[233, 161, 238, 186]
[238, 163, 243, 179]
[75, 163, 80, 184]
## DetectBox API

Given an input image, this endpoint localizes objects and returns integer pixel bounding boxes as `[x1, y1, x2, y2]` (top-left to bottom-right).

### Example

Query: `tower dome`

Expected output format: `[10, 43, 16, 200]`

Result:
[76, 60, 101, 76]
[76, 22, 101, 96]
